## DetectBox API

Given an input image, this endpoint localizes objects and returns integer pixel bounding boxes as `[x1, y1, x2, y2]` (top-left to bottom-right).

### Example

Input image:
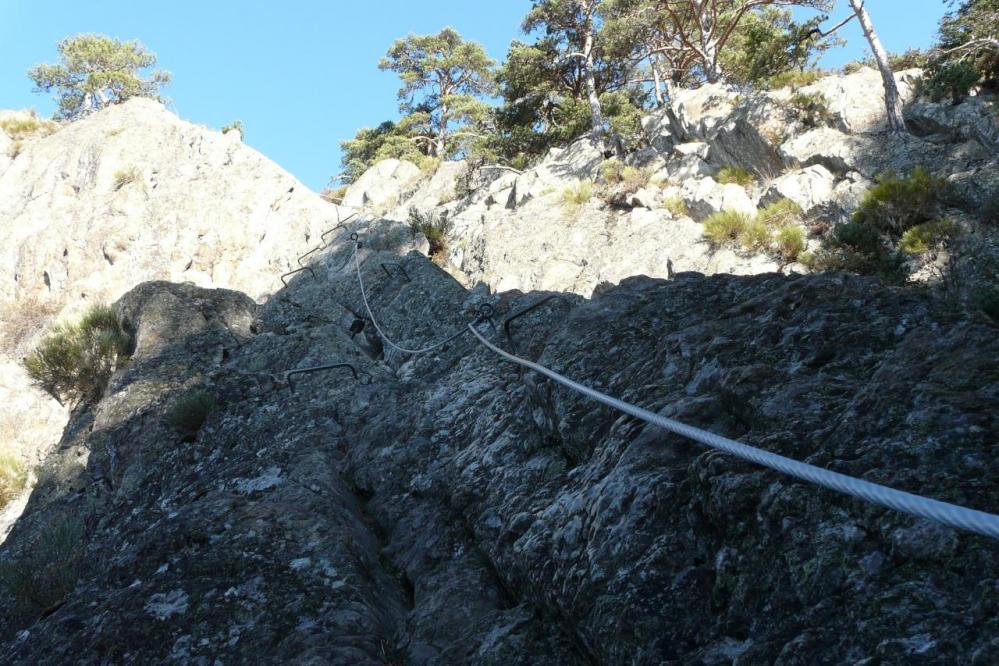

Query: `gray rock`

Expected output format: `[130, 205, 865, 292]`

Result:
[2, 254, 995, 665]
[342, 158, 421, 211]
[907, 97, 999, 148]
[798, 67, 921, 134]
[760, 165, 837, 213]
[680, 176, 758, 220]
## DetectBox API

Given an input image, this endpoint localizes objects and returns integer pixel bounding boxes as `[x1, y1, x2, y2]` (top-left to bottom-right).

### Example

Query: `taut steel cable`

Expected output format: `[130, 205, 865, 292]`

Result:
[467, 323, 999, 540]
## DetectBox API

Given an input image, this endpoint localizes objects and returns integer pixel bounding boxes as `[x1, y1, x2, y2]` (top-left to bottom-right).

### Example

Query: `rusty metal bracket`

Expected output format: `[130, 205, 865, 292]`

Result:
[503, 295, 570, 355]
[280, 265, 317, 287]
[282, 363, 372, 393]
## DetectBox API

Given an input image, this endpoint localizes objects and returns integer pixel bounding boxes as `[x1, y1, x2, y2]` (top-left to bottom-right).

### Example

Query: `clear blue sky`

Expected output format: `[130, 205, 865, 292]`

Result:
[0, 0, 948, 192]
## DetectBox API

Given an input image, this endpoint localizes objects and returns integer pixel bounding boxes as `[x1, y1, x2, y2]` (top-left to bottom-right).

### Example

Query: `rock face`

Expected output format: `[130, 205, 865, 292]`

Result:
[0, 98, 352, 507]
[1, 221, 995, 663]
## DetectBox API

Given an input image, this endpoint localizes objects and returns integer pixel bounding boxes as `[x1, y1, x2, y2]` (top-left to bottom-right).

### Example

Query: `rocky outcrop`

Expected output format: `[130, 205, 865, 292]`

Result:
[1, 220, 995, 663]
[0, 98, 353, 507]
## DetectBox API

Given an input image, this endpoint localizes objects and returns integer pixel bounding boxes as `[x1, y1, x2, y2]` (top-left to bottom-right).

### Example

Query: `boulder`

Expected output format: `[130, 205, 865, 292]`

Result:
[706, 95, 795, 177]
[629, 187, 659, 210]
[642, 107, 675, 153]
[670, 82, 741, 141]
[780, 127, 876, 175]
[760, 165, 837, 213]
[404, 160, 466, 211]
[680, 177, 758, 220]
[798, 67, 921, 134]
[906, 97, 999, 148]
[342, 158, 421, 211]
[674, 142, 711, 159]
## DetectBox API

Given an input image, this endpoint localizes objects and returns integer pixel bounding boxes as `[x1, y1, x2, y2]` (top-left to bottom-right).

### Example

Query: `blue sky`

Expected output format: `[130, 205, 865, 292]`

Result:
[0, 1, 948, 192]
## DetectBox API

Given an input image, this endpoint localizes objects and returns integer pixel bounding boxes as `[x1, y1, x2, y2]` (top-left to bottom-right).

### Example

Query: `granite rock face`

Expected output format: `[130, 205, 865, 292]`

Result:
[0, 98, 352, 509]
[1, 219, 995, 663]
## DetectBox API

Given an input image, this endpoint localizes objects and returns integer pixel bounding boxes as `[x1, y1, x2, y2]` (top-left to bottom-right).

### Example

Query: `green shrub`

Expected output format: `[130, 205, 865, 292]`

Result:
[0, 453, 28, 510]
[764, 68, 824, 90]
[812, 221, 907, 282]
[664, 197, 690, 218]
[0, 116, 58, 140]
[7, 140, 23, 159]
[921, 61, 981, 104]
[899, 219, 957, 254]
[621, 166, 649, 189]
[717, 166, 755, 188]
[775, 226, 806, 262]
[112, 167, 141, 191]
[408, 207, 452, 259]
[562, 179, 593, 209]
[704, 211, 751, 245]
[600, 158, 625, 184]
[0, 516, 83, 615]
[23, 304, 130, 404]
[789, 92, 833, 128]
[741, 220, 773, 253]
[165, 390, 215, 439]
[221, 120, 244, 140]
[853, 168, 950, 237]
[758, 199, 803, 228]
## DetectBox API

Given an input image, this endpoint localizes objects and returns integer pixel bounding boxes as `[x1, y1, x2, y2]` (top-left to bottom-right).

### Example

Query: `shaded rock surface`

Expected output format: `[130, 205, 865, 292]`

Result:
[0, 98, 353, 511]
[1, 218, 996, 664]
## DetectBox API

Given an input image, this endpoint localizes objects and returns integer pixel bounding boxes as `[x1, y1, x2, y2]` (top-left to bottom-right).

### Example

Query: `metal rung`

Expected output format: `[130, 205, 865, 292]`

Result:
[282, 363, 372, 393]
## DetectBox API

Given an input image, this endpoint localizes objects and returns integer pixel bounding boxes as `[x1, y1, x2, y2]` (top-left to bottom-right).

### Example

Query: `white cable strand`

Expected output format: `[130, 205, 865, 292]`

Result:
[468, 323, 999, 540]
[353, 244, 468, 355]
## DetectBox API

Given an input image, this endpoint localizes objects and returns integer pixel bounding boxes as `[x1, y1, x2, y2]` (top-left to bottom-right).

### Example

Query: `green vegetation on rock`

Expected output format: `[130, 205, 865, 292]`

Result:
[28, 34, 170, 120]
[23, 304, 130, 405]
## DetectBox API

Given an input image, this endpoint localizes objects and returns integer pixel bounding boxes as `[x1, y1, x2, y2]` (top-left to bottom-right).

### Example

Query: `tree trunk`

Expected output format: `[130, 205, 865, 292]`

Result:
[651, 56, 665, 108]
[580, 2, 605, 143]
[849, 0, 907, 133]
[435, 104, 449, 158]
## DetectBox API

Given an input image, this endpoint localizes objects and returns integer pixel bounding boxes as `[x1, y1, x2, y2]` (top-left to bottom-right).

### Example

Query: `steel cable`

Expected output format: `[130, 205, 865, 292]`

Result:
[352, 243, 470, 355]
[467, 323, 999, 540]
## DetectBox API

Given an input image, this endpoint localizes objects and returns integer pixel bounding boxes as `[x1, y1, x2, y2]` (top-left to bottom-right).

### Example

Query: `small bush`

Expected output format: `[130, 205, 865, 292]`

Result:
[853, 168, 950, 237]
[112, 167, 141, 191]
[740, 220, 773, 253]
[621, 166, 651, 191]
[758, 199, 803, 228]
[320, 185, 349, 204]
[900, 219, 957, 255]
[7, 140, 23, 159]
[600, 158, 625, 184]
[812, 221, 907, 282]
[165, 390, 215, 439]
[0, 116, 58, 140]
[0, 453, 28, 510]
[775, 226, 806, 262]
[921, 61, 981, 104]
[409, 207, 452, 259]
[23, 305, 130, 404]
[221, 120, 244, 140]
[418, 156, 442, 175]
[0, 516, 83, 615]
[789, 92, 834, 128]
[704, 211, 751, 245]
[664, 197, 690, 218]
[765, 69, 824, 90]
[562, 179, 593, 210]
[717, 166, 755, 188]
